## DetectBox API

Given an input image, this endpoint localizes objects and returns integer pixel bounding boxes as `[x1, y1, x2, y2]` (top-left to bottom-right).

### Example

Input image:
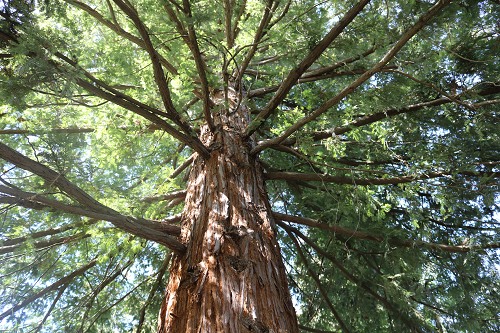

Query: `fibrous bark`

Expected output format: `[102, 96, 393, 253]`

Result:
[158, 87, 298, 332]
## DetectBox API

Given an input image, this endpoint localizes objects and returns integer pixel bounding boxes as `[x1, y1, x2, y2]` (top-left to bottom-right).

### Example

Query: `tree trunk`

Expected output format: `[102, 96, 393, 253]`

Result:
[157, 88, 298, 332]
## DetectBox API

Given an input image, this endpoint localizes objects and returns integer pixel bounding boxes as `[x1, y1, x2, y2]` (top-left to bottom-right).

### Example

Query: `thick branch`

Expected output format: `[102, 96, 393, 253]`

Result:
[75, 79, 210, 158]
[246, 0, 371, 136]
[182, 0, 215, 132]
[1, 23, 207, 157]
[231, 0, 247, 42]
[0, 145, 185, 252]
[235, 0, 275, 86]
[169, 154, 194, 179]
[0, 142, 114, 214]
[223, 0, 234, 48]
[1, 195, 54, 211]
[140, 190, 187, 203]
[0, 185, 183, 249]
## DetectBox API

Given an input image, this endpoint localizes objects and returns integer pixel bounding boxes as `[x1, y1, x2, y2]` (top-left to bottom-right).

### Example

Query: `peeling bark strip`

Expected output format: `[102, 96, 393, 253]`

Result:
[158, 88, 298, 332]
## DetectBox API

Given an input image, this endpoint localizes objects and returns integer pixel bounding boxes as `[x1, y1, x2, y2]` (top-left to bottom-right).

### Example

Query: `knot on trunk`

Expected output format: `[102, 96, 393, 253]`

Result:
[228, 254, 249, 272]
[240, 317, 269, 333]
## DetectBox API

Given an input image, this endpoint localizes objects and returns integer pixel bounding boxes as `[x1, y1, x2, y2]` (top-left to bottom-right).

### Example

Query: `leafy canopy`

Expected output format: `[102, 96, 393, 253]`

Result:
[1, 0, 500, 332]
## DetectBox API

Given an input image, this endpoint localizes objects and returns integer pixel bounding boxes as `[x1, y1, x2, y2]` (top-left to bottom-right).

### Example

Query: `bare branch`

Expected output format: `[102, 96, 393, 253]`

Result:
[0, 142, 113, 214]
[268, 0, 292, 30]
[223, 0, 234, 49]
[1, 195, 54, 210]
[246, 0, 371, 137]
[169, 154, 195, 179]
[251, 0, 453, 154]
[181, 0, 216, 132]
[74, 78, 210, 158]
[0, 145, 185, 252]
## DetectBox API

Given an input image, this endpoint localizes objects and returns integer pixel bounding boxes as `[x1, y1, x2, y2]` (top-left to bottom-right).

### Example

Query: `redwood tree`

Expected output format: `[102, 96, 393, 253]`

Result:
[1, 0, 500, 332]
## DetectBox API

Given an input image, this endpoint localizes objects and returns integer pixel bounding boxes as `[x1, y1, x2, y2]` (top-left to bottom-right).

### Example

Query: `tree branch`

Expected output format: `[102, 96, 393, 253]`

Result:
[136, 252, 171, 333]
[78, 258, 135, 332]
[231, 0, 247, 43]
[274, 212, 500, 253]
[182, 0, 216, 132]
[0, 145, 185, 253]
[235, 0, 276, 87]
[74, 78, 210, 158]
[0, 232, 90, 255]
[283, 226, 351, 333]
[111, 0, 195, 133]
[33, 283, 68, 333]
[279, 221, 424, 333]
[140, 190, 187, 204]
[0, 259, 98, 321]
[1, 219, 99, 247]
[251, 0, 453, 154]
[298, 325, 336, 333]
[68, 0, 178, 75]
[0, 185, 183, 248]
[277, 82, 500, 147]
[248, 46, 379, 98]
[223, 0, 234, 49]
[246, 0, 371, 137]
[1, 23, 208, 157]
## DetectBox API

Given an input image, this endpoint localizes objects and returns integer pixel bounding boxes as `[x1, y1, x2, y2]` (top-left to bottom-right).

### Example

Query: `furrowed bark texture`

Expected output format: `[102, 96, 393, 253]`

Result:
[158, 88, 298, 332]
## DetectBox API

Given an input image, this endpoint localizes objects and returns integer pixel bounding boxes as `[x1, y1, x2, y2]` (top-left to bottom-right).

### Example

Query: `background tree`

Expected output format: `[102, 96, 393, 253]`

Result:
[1, 0, 499, 332]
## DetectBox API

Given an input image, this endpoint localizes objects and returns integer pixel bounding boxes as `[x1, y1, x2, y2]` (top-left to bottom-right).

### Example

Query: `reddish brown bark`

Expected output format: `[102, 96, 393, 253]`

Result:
[157, 88, 298, 332]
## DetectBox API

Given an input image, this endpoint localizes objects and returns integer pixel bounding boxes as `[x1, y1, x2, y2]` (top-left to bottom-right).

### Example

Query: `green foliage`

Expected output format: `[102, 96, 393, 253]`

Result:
[1, 0, 500, 332]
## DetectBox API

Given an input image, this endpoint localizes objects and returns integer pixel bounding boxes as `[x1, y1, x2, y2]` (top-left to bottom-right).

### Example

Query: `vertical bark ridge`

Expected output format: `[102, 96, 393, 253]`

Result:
[158, 87, 298, 332]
